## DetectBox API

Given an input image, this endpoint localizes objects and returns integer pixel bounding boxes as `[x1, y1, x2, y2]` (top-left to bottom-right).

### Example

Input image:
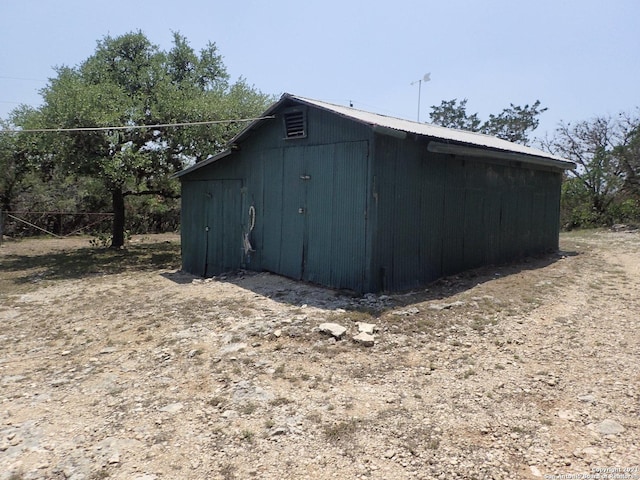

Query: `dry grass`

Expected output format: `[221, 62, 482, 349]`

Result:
[1, 229, 639, 478]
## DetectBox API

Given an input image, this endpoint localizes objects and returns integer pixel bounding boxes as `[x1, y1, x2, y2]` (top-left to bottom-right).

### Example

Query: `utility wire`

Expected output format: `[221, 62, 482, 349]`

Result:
[0, 76, 46, 82]
[0, 116, 275, 134]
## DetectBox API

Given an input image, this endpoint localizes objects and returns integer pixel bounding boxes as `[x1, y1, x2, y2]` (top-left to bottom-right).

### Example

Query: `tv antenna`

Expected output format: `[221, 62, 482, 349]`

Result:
[410, 73, 431, 122]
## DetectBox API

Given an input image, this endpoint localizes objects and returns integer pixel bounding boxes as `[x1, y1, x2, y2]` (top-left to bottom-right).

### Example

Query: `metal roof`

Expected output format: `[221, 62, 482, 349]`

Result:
[173, 149, 232, 178]
[282, 94, 573, 168]
[176, 93, 573, 178]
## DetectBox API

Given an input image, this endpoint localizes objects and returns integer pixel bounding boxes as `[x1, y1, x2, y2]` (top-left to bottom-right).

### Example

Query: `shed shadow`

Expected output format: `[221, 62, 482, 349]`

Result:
[161, 270, 198, 285]
[163, 249, 578, 316]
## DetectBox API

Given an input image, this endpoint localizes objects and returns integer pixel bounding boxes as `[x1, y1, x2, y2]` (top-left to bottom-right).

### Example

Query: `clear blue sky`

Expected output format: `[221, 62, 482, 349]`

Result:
[1, 0, 639, 140]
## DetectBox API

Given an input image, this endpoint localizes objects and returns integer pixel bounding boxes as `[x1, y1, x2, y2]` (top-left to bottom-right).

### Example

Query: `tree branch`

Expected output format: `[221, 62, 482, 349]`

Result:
[123, 189, 180, 199]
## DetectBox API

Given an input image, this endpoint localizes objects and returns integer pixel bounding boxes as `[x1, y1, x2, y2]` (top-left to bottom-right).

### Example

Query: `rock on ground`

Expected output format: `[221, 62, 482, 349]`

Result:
[0, 231, 639, 479]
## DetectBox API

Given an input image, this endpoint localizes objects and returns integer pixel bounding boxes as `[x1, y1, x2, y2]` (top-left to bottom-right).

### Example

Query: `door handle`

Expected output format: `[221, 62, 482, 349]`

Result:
[298, 208, 305, 214]
[300, 175, 311, 180]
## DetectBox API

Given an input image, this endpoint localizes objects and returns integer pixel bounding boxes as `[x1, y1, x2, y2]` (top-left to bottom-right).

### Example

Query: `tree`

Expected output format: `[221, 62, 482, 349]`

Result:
[614, 111, 640, 198]
[26, 31, 273, 247]
[0, 106, 47, 213]
[1, 106, 113, 237]
[541, 112, 640, 227]
[0, 120, 19, 213]
[482, 101, 547, 145]
[429, 98, 547, 146]
[429, 99, 481, 132]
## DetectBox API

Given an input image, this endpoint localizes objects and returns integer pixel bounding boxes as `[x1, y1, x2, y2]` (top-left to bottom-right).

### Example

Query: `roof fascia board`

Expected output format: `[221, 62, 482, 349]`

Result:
[227, 96, 289, 145]
[173, 149, 233, 178]
[427, 141, 576, 171]
[372, 125, 408, 140]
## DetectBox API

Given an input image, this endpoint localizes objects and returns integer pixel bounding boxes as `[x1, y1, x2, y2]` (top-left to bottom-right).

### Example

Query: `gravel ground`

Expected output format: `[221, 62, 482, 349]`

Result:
[0, 230, 638, 480]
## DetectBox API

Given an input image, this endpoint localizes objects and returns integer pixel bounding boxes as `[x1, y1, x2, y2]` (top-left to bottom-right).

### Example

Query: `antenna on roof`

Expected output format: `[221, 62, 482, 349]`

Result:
[410, 73, 431, 122]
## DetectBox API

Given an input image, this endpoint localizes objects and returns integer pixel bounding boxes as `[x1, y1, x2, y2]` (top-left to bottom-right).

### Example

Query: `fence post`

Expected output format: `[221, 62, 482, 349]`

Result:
[0, 210, 4, 246]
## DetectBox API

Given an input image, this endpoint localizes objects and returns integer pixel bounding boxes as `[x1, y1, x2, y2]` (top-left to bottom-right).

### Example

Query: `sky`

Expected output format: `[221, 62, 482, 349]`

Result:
[1, 0, 639, 140]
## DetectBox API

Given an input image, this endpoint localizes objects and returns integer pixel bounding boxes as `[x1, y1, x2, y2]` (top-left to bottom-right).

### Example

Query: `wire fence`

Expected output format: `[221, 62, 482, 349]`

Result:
[0, 211, 114, 245]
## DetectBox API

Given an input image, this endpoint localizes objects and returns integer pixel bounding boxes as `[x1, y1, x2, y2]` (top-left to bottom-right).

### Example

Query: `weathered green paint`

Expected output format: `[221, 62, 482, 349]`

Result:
[256, 141, 369, 289]
[179, 97, 565, 293]
[369, 133, 563, 292]
[180, 179, 243, 277]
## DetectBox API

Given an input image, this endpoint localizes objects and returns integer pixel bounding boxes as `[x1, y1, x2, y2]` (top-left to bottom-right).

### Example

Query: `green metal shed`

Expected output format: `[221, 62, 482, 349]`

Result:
[176, 94, 574, 292]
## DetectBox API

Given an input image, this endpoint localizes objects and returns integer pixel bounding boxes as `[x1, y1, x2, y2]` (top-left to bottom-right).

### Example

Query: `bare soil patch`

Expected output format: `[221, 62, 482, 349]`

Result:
[0, 231, 638, 479]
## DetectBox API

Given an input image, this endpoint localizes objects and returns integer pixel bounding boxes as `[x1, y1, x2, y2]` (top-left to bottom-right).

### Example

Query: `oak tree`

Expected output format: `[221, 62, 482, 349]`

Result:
[429, 98, 547, 146]
[31, 31, 273, 247]
[541, 112, 640, 227]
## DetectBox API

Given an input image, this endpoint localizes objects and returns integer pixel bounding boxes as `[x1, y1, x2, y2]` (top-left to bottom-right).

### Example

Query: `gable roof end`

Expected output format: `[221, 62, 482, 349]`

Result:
[173, 149, 232, 178]
[175, 93, 574, 178]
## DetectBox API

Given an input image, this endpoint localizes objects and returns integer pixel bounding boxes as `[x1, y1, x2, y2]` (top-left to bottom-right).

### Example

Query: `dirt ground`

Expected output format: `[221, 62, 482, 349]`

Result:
[0, 230, 638, 480]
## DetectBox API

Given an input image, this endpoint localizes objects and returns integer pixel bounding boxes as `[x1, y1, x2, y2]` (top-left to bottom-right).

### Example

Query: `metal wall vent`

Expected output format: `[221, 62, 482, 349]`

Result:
[284, 111, 306, 139]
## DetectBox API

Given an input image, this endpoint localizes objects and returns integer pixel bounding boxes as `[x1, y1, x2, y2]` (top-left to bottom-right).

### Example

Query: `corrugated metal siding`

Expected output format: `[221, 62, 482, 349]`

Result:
[322, 141, 368, 290]
[441, 157, 466, 276]
[260, 148, 285, 274]
[304, 144, 335, 286]
[373, 136, 447, 291]
[179, 104, 373, 291]
[371, 136, 398, 290]
[419, 154, 446, 281]
[206, 179, 244, 275]
[372, 133, 564, 292]
[390, 140, 423, 289]
[463, 188, 488, 269]
[463, 162, 503, 268]
[545, 174, 562, 249]
[180, 181, 208, 277]
[277, 146, 306, 279]
[180, 100, 563, 292]
[180, 179, 243, 276]
[259, 141, 369, 290]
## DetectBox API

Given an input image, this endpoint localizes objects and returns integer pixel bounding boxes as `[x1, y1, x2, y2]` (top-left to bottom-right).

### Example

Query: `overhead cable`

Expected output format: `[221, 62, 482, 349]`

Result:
[0, 116, 275, 134]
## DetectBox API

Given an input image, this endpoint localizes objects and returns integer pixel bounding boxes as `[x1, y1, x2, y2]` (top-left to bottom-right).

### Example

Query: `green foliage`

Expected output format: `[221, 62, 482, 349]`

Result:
[0, 119, 18, 211]
[429, 98, 547, 145]
[125, 194, 180, 233]
[545, 112, 640, 228]
[4, 31, 274, 245]
[561, 176, 604, 228]
[1, 107, 53, 212]
[482, 100, 547, 145]
[614, 113, 640, 198]
[428, 99, 481, 131]
[608, 197, 640, 224]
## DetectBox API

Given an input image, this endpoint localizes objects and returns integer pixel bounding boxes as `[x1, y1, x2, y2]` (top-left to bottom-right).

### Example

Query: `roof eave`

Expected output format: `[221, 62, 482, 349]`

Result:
[173, 93, 575, 177]
[427, 141, 576, 170]
[226, 94, 291, 145]
[286, 94, 573, 167]
[173, 149, 233, 179]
